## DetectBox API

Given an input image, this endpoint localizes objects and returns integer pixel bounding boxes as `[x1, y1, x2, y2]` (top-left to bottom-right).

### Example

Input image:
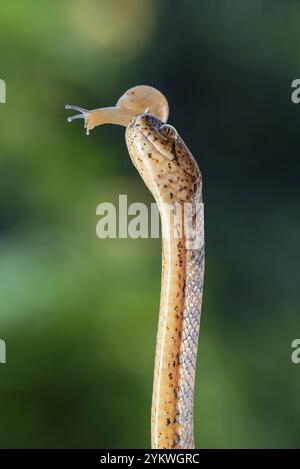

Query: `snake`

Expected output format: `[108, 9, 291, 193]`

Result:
[65, 85, 205, 449]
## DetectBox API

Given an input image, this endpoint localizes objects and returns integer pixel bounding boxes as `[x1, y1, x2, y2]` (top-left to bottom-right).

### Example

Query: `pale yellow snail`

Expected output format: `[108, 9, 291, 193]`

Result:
[66, 86, 204, 449]
[66, 85, 169, 134]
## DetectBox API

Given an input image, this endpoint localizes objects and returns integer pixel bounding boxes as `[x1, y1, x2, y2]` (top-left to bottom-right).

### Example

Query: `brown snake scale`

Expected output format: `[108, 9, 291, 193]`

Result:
[126, 114, 204, 449]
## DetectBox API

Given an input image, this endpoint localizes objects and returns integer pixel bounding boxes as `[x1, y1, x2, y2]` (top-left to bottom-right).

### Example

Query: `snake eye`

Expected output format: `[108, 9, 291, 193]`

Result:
[159, 124, 178, 140]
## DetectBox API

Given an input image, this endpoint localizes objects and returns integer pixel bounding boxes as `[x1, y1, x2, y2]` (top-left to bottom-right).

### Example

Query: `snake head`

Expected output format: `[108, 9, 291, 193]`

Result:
[126, 114, 202, 206]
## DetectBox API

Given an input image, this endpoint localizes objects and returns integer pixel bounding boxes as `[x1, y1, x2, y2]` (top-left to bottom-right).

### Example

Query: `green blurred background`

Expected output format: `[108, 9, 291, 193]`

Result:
[0, 0, 299, 448]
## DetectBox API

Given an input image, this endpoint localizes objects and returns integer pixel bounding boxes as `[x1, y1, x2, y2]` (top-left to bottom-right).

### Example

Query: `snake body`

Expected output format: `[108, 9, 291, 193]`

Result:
[126, 114, 204, 449]
[66, 86, 204, 449]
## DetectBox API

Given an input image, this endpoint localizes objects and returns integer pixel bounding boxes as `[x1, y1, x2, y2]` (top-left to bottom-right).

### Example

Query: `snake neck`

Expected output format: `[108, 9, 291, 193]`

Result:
[151, 193, 204, 449]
